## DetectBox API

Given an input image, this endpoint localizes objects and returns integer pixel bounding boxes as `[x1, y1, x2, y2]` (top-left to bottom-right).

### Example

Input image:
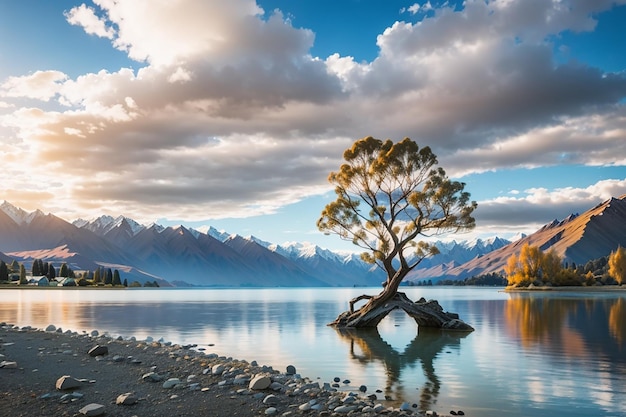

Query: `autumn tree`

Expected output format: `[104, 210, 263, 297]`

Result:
[318, 136, 476, 329]
[608, 246, 626, 285]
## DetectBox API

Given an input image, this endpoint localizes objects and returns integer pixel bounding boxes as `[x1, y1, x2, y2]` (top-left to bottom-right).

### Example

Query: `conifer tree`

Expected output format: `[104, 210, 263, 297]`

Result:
[59, 263, 69, 278]
[31, 258, 41, 276]
[104, 268, 113, 285]
[112, 270, 121, 286]
[0, 261, 8, 282]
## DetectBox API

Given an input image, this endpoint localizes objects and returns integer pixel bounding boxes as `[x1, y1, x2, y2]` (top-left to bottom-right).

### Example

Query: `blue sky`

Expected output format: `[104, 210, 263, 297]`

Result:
[1, 0, 625, 252]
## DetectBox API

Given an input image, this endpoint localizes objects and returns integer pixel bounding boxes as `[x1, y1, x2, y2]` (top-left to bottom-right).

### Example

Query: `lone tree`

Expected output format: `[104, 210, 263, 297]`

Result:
[318, 137, 477, 330]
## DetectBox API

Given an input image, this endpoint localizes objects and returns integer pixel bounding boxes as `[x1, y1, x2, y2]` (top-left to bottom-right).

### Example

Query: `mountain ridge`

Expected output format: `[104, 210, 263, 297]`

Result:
[3, 197, 623, 286]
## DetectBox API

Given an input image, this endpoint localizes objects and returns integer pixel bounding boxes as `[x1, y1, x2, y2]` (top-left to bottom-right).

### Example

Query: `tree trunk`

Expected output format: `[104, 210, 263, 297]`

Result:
[328, 291, 474, 331]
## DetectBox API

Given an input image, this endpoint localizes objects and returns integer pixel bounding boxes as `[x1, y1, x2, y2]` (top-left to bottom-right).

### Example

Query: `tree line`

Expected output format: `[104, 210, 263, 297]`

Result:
[504, 243, 625, 287]
[0, 258, 159, 288]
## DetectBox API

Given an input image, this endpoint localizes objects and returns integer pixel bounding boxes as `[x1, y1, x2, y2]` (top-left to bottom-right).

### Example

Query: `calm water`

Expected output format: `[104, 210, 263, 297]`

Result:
[1, 287, 625, 417]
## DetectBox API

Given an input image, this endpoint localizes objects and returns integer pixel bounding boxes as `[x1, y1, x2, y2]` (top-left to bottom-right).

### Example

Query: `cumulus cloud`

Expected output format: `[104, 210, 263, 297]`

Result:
[0, 0, 625, 229]
[475, 178, 626, 229]
[65, 3, 115, 39]
[1, 71, 68, 101]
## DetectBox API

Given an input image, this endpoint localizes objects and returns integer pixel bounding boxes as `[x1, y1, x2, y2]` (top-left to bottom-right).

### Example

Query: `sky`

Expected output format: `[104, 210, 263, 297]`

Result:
[1, 0, 626, 252]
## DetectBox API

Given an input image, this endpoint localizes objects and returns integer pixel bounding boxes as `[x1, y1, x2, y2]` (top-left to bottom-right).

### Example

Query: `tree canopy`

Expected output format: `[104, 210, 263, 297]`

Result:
[608, 246, 626, 285]
[318, 136, 477, 294]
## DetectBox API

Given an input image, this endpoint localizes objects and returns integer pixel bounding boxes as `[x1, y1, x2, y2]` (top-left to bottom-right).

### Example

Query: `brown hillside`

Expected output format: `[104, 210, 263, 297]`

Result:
[426, 195, 626, 281]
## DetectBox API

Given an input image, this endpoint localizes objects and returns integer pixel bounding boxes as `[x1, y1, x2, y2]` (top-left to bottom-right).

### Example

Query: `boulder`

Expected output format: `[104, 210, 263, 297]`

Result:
[56, 375, 82, 390]
[88, 345, 108, 357]
[116, 392, 138, 405]
[163, 378, 182, 389]
[249, 374, 271, 390]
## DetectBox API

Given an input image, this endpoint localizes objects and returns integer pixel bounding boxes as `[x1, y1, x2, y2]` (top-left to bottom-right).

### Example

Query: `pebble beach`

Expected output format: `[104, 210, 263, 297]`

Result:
[0, 323, 462, 417]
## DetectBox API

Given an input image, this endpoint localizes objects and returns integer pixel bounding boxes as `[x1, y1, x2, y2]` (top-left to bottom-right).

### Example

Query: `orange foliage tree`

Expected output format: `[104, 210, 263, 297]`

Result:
[608, 246, 626, 285]
[504, 244, 565, 286]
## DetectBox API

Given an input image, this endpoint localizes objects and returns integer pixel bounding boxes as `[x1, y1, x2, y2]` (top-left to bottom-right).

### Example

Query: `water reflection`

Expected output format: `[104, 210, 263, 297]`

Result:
[504, 293, 626, 358]
[335, 327, 468, 411]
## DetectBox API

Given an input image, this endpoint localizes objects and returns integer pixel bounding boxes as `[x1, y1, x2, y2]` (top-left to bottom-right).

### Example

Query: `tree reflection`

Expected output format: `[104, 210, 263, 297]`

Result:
[504, 293, 626, 355]
[609, 297, 626, 347]
[334, 327, 468, 411]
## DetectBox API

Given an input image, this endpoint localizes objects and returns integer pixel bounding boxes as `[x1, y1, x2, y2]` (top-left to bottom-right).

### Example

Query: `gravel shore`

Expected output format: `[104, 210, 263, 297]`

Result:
[0, 323, 459, 417]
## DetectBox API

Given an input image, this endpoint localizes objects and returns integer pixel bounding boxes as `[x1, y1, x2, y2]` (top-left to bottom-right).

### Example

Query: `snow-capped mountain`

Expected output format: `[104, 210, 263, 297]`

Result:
[5, 197, 625, 287]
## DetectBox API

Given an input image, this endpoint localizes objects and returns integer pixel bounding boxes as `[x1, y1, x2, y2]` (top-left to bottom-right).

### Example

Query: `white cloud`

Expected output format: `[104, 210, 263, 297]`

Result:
[65, 3, 115, 39]
[475, 178, 626, 228]
[1, 0, 625, 225]
[1, 71, 67, 101]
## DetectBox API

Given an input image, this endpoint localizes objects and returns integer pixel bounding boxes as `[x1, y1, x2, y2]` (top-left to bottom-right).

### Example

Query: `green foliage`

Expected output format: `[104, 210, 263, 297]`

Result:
[112, 269, 121, 286]
[31, 258, 41, 276]
[104, 268, 113, 285]
[47, 264, 56, 279]
[318, 136, 476, 289]
[435, 273, 508, 286]
[0, 261, 8, 282]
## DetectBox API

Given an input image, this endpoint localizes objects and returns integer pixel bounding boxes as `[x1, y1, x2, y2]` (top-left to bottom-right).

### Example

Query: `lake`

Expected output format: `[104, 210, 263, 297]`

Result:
[1, 287, 625, 417]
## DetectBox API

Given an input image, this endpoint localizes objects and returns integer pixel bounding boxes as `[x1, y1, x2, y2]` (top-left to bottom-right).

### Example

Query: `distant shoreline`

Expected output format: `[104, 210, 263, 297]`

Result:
[504, 285, 626, 292]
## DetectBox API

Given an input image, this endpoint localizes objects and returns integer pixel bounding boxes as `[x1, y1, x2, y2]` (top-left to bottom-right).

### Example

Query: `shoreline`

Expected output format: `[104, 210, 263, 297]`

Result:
[0, 322, 457, 417]
[503, 285, 626, 292]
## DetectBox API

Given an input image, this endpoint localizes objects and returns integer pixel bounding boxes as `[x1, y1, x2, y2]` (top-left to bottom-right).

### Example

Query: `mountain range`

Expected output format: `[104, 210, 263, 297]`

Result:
[406, 194, 626, 282]
[1, 195, 625, 286]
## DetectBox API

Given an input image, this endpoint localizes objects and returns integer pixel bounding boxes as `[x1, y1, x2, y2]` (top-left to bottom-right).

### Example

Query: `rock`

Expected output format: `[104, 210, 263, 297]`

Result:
[249, 374, 271, 390]
[286, 365, 296, 375]
[116, 392, 138, 405]
[265, 407, 277, 415]
[359, 385, 367, 392]
[400, 402, 411, 411]
[333, 405, 357, 413]
[142, 372, 163, 382]
[163, 378, 182, 389]
[0, 361, 18, 369]
[56, 375, 82, 390]
[263, 394, 279, 405]
[269, 381, 284, 391]
[45, 324, 56, 332]
[211, 364, 225, 375]
[373, 404, 385, 413]
[341, 395, 356, 404]
[299, 402, 312, 411]
[90, 330, 99, 337]
[78, 403, 105, 416]
[88, 345, 108, 357]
